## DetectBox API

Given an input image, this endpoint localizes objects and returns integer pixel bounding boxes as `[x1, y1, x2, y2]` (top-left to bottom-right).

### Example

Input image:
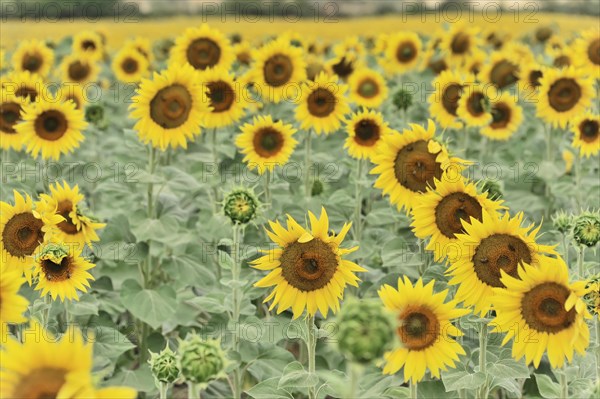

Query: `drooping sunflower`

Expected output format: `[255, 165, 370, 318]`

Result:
[112, 47, 149, 83]
[371, 120, 464, 213]
[457, 82, 494, 127]
[428, 70, 464, 129]
[252, 207, 367, 319]
[536, 66, 594, 128]
[170, 24, 234, 72]
[16, 96, 87, 161]
[0, 191, 61, 278]
[382, 32, 422, 74]
[347, 68, 388, 109]
[59, 83, 86, 110]
[35, 180, 106, 249]
[439, 24, 481, 67]
[518, 61, 545, 99]
[60, 53, 99, 84]
[575, 29, 600, 78]
[0, 322, 137, 398]
[411, 177, 505, 262]
[324, 55, 362, 82]
[344, 108, 392, 160]
[571, 113, 599, 158]
[200, 67, 247, 128]
[0, 93, 28, 150]
[251, 38, 307, 103]
[0, 263, 29, 325]
[492, 258, 590, 368]
[378, 277, 469, 383]
[446, 211, 558, 315]
[130, 64, 207, 150]
[235, 115, 298, 174]
[295, 72, 350, 135]
[2, 70, 45, 102]
[478, 52, 520, 90]
[11, 39, 54, 78]
[72, 30, 104, 59]
[481, 91, 523, 141]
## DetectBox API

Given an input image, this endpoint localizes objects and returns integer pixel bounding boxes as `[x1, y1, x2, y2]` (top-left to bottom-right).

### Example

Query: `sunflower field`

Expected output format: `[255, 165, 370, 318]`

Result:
[1, 3, 600, 399]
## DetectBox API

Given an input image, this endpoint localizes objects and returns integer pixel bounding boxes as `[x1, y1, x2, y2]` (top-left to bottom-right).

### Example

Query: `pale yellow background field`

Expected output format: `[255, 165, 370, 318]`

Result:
[1, 13, 597, 49]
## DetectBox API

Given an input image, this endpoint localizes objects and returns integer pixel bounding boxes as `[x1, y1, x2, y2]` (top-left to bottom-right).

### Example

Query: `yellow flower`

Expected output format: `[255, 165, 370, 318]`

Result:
[574, 29, 600, 78]
[381, 32, 421, 74]
[324, 55, 362, 82]
[169, 24, 234, 72]
[343, 108, 392, 160]
[60, 53, 99, 84]
[1, 70, 45, 103]
[0, 93, 28, 151]
[428, 70, 464, 129]
[200, 67, 248, 128]
[72, 30, 104, 60]
[58, 83, 87, 110]
[478, 51, 519, 90]
[481, 91, 523, 141]
[456, 81, 494, 127]
[347, 68, 388, 109]
[11, 39, 54, 78]
[112, 47, 150, 83]
[570, 113, 599, 158]
[0, 263, 29, 324]
[439, 23, 482, 67]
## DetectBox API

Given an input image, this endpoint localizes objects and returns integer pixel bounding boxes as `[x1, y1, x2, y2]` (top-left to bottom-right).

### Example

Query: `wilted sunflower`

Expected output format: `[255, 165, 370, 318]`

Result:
[251, 38, 307, 103]
[571, 113, 599, 158]
[0, 322, 137, 398]
[16, 96, 87, 161]
[457, 82, 494, 127]
[0, 93, 28, 150]
[536, 66, 593, 128]
[11, 39, 54, 78]
[439, 24, 481, 67]
[447, 211, 558, 315]
[343, 108, 392, 160]
[72, 30, 104, 59]
[0, 263, 29, 324]
[112, 47, 149, 83]
[575, 29, 600, 77]
[60, 53, 99, 84]
[411, 177, 505, 262]
[347, 68, 388, 109]
[252, 207, 366, 319]
[492, 258, 590, 368]
[0, 191, 61, 279]
[324, 55, 361, 82]
[130, 64, 207, 150]
[58, 83, 86, 110]
[428, 70, 464, 129]
[371, 120, 463, 213]
[481, 91, 523, 141]
[382, 32, 421, 74]
[200, 67, 247, 128]
[295, 72, 350, 135]
[2, 70, 45, 102]
[170, 24, 234, 72]
[478, 52, 519, 90]
[378, 277, 469, 383]
[235, 115, 298, 174]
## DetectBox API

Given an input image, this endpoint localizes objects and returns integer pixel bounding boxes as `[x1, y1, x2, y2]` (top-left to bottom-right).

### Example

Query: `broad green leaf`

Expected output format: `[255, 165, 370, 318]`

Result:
[246, 377, 293, 399]
[278, 361, 319, 389]
[534, 374, 561, 399]
[120, 279, 177, 329]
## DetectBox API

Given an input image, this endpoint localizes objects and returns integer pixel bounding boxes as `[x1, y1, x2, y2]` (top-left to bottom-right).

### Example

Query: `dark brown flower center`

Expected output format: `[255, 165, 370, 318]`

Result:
[535, 27, 553, 42]
[441, 83, 462, 116]
[521, 282, 576, 333]
[353, 119, 380, 147]
[121, 57, 139, 74]
[237, 51, 251, 65]
[466, 92, 486, 116]
[22, 53, 42, 73]
[150, 84, 192, 128]
[68, 60, 91, 82]
[15, 86, 38, 102]
[41, 256, 73, 282]
[428, 58, 448, 74]
[473, 234, 532, 287]
[489, 60, 518, 89]
[11, 368, 68, 399]
[451, 32, 470, 54]
[2, 212, 44, 258]
[306, 88, 336, 117]
[529, 70, 543, 88]
[280, 238, 338, 291]
[82, 40, 96, 50]
[34, 110, 68, 141]
[548, 78, 581, 112]
[0, 102, 22, 134]
[264, 54, 294, 87]
[396, 41, 417, 63]
[398, 306, 439, 350]
[579, 119, 599, 143]
[490, 102, 511, 129]
[331, 57, 354, 80]
[357, 78, 379, 98]
[588, 39, 600, 65]
[435, 192, 483, 238]
[56, 200, 79, 235]
[252, 127, 284, 157]
[207, 81, 235, 113]
[186, 38, 221, 70]
[394, 140, 443, 193]
[553, 55, 571, 68]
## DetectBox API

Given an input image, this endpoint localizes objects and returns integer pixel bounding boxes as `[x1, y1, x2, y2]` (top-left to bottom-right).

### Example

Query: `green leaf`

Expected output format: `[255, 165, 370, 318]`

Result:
[130, 215, 179, 244]
[104, 363, 155, 393]
[487, 354, 530, 380]
[278, 361, 319, 389]
[120, 279, 177, 329]
[442, 367, 487, 392]
[93, 326, 136, 361]
[535, 374, 561, 399]
[246, 377, 293, 399]
[68, 294, 100, 316]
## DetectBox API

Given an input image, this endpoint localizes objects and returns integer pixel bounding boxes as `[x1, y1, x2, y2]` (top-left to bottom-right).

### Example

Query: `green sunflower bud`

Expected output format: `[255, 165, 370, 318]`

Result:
[311, 179, 324, 196]
[36, 242, 69, 264]
[583, 274, 600, 316]
[223, 188, 259, 225]
[336, 298, 394, 364]
[178, 334, 226, 385]
[85, 104, 105, 125]
[148, 345, 179, 384]
[552, 210, 573, 234]
[481, 180, 503, 200]
[392, 89, 413, 111]
[573, 210, 600, 247]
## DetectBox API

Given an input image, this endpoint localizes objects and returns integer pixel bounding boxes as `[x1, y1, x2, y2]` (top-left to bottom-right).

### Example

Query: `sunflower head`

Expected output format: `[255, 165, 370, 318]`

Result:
[112, 47, 149, 83]
[583, 274, 600, 316]
[12, 39, 55, 78]
[392, 89, 413, 111]
[571, 113, 600, 158]
[383, 32, 422, 74]
[428, 70, 464, 129]
[347, 68, 388, 109]
[223, 188, 259, 225]
[344, 109, 391, 160]
[178, 334, 226, 385]
[170, 24, 234, 72]
[0, 93, 28, 151]
[572, 210, 600, 248]
[148, 345, 180, 384]
[552, 210, 574, 234]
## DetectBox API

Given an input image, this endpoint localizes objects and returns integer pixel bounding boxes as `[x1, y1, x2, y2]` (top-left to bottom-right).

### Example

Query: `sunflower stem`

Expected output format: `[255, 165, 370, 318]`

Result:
[211, 127, 218, 165]
[158, 382, 169, 399]
[562, 233, 570, 267]
[577, 246, 585, 277]
[231, 223, 244, 399]
[559, 367, 569, 398]
[409, 380, 418, 399]
[352, 157, 364, 241]
[477, 320, 489, 398]
[306, 314, 317, 399]
[574, 153, 582, 209]
[461, 126, 470, 158]
[347, 362, 361, 399]
[264, 169, 272, 208]
[545, 124, 554, 162]
[304, 130, 313, 199]
[187, 382, 201, 399]
[42, 295, 52, 327]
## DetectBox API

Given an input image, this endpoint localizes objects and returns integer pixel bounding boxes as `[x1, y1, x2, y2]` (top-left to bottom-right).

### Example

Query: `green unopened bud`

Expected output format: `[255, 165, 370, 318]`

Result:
[336, 298, 394, 364]
[583, 274, 600, 316]
[481, 180, 503, 201]
[178, 334, 226, 385]
[552, 210, 573, 234]
[36, 242, 69, 263]
[149, 345, 179, 384]
[311, 179, 324, 196]
[223, 188, 259, 225]
[573, 210, 600, 247]
[85, 105, 105, 125]
[392, 89, 413, 111]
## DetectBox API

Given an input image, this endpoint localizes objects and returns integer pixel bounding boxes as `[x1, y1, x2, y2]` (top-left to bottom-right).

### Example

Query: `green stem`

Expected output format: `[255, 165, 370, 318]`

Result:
[574, 153, 582, 209]
[409, 380, 418, 399]
[264, 169, 271, 207]
[352, 158, 364, 241]
[304, 130, 313, 199]
[211, 127, 217, 165]
[188, 382, 201, 399]
[147, 146, 156, 219]
[231, 224, 244, 399]
[577, 246, 585, 277]
[159, 382, 169, 399]
[461, 126, 469, 157]
[545, 124, 553, 162]
[562, 233, 570, 267]
[42, 295, 52, 327]
[347, 363, 360, 399]
[306, 314, 317, 399]
[559, 368, 568, 398]
[478, 321, 489, 398]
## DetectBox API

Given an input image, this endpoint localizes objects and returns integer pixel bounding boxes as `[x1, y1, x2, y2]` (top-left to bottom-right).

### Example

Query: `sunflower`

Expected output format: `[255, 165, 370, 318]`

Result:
[235, 115, 298, 174]
[439, 24, 481, 67]
[305, 54, 325, 81]
[492, 258, 590, 368]
[295, 72, 350, 135]
[60, 53, 99, 84]
[59, 83, 86, 110]
[534, 26, 554, 43]
[11, 39, 54, 77]
[347, 68, 388, 109]
[0, 191, 61, 278]
[233, 40, 252, 66]
[428, 70, 464, 129]
[251, 38, 307, 103]
[16, 96, 87, 161]
[170, 24, 234, 72]
[422, 49, 448, 76]
[2, 70, 45, 102]
[130, 64, 207, 150]
[503, 42, 535, 64]
[518, 61, 545, 99]
[0, 322, 137, 398]
[575, 29, 600, 78]
[378, 277, 469, 383]
[0, 93, 28, 151]
[124, 36, 153, 62]
[344, 108, 392, 160]
[462, 49, 486, 76]
[200, 67, 247, 128]
[252, 207, 366, 319]
[536, 66, 594, 128]
[382, 32, 422, 74]
[481, 91, 523, 141]
[0, 48, 5, 70]
[446, 211, 558, 315]
[371, 120, 464, 213]
[478, 52, 519, 89]
[72, 30, 104, 59]
[571, 113, 600, 158]
[332, 36, 366, 62]
[411, 177, 505, 262]
[457, 82, 494, 127]
[324, 54, 363, 82]
[112, 47, 149, 83]
[0, 263, 29, 325]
